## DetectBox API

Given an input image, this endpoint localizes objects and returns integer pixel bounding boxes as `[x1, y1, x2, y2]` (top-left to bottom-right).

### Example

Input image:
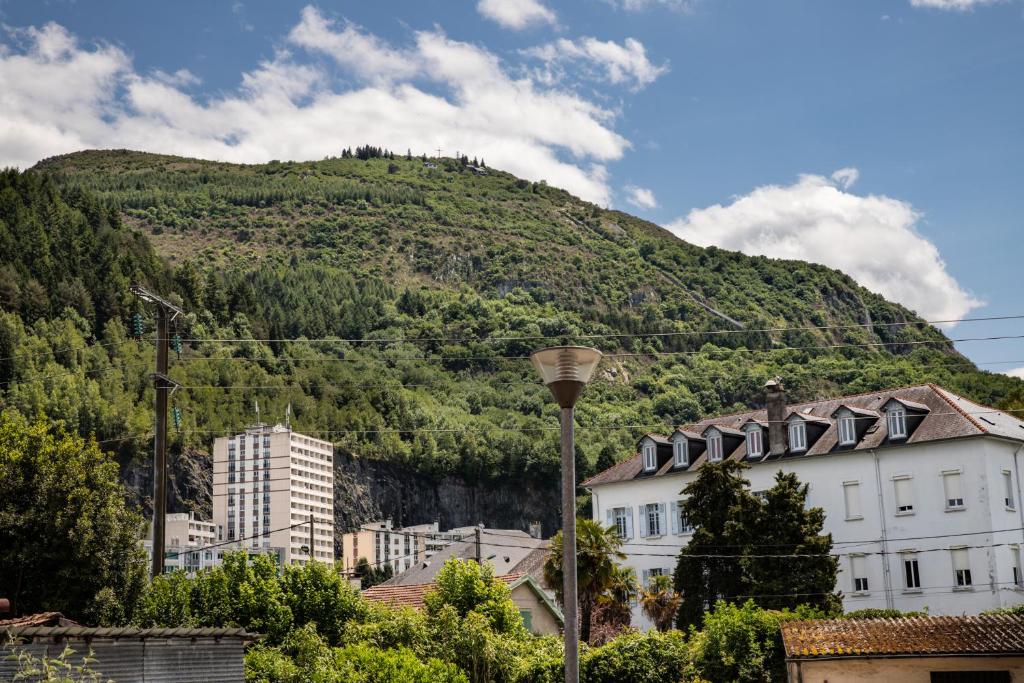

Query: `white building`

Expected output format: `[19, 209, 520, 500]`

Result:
[212, 424, 334, 566]
[340, 521, 486, 576]
[584, 382, 1024, 629]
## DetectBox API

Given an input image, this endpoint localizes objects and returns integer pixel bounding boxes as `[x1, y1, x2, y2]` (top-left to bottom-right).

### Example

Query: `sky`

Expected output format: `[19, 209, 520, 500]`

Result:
[0, 0, 1021, 372]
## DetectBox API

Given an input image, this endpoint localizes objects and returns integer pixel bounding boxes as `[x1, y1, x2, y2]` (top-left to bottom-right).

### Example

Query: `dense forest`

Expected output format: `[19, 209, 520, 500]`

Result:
[2, 151, 1021, 527]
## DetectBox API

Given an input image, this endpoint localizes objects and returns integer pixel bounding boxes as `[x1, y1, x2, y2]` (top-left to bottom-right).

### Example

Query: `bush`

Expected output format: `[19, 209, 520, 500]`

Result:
[842, 608, 928, 619]
[581, 629, 689, 683]
[686, 600, 791, 683]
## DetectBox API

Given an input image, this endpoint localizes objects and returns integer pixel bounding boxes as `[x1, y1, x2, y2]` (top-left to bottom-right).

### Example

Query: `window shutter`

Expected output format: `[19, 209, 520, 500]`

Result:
[637, 505, 646, 538]
[894, 477, 913, 512]
[670, 501, 679, 534]
[641, 568, 650, 587]
[606, 508, 614, 529]
[625, 506, 634, 539]
[658, 503, 667, 536]
[843, 482, 861, 519]
[942, 472, 964, 507]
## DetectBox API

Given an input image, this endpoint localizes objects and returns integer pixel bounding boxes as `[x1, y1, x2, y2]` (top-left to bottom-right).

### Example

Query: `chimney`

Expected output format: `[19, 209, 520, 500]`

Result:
[765, 378, 787, 455]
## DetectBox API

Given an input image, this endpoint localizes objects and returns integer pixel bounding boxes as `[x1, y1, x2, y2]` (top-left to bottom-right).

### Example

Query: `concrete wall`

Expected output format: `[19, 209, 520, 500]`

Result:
[591, 436, 1024, 630]
[510, 584, 562, 636]
[788, 655, 1024, 683]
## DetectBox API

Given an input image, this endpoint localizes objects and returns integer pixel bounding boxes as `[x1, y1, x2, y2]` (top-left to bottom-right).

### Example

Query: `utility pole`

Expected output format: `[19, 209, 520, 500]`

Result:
[309, 513, 316, 564]
[132, 284, 183, 579]
[474, 526, 482, 564]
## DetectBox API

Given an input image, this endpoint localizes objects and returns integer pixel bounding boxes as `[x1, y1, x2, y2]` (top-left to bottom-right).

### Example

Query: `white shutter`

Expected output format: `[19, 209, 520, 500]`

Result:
[658, 503, 667, 536]
[942, 472, 964, 507]
[952, 547, 969, 571]
[637, 505, 646, 538]
[641, 568, 650, 587]
[894, 477, 914, 513]
[626, 506, 634, 540]
[606, 508, 614, 529]
[670, 501, 679, 534]
[843, 482, 861, 519]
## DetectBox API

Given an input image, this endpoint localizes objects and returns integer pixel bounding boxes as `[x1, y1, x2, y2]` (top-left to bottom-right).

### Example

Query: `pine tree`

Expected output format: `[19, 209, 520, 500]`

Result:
[673, 460, 751, 630]
[741, 471, 840, 613]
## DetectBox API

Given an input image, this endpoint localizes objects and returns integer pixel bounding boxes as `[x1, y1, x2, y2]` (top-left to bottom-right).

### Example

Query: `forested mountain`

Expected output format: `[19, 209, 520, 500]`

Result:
[2, 150, 1019, 532]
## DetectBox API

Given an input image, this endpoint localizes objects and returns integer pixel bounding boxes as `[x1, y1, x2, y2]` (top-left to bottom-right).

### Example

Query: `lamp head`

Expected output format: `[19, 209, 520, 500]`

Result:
[530, 346, 602, 408]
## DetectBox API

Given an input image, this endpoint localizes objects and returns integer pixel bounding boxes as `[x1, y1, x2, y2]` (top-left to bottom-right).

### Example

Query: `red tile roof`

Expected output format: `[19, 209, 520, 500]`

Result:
[582, 383, 1024, 488]
[363, 572, 526, 610]
[781, 615, 1024, 658]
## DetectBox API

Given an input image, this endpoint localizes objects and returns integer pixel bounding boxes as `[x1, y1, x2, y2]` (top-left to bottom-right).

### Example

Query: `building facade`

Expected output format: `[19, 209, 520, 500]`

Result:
[584, 382, 1024, 630]
[339, 521, 485, 575]
[212, 424, 334, 566]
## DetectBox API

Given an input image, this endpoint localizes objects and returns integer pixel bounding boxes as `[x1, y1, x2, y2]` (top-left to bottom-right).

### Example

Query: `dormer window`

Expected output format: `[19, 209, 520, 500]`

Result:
[707, 434, 723, 462]
[838, 414, 856, 446]
[789, 421, 807, 452]
[674, 439, 689, 467]
[643, 443, 657, 471]
[745, 428, 763, 458]
[887, 407, 907, 440]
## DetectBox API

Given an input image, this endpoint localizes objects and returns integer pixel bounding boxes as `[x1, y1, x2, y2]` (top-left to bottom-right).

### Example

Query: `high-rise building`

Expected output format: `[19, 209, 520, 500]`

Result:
[212, 424, 334, 566]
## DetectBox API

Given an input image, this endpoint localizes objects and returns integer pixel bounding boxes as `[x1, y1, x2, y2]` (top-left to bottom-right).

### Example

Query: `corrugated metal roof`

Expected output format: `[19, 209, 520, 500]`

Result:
[781, 615, 1024, 659]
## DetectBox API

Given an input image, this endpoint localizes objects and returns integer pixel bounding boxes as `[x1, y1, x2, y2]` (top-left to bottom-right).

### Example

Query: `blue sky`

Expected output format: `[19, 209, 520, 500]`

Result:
[0, 0, 1021, 371]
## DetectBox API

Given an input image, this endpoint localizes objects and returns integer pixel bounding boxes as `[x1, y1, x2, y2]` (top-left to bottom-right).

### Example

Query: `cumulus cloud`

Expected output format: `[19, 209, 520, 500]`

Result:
[909, 0, 1003, 9]
[0, 7, 635, 205]
[1004, 367, 1024, 380]
[477, 0, 557, 29]
[523, 36, 668, 91]
[625, 185, 658, 209]
[830, 167, 859, 190]
[666, 170, 983, 322]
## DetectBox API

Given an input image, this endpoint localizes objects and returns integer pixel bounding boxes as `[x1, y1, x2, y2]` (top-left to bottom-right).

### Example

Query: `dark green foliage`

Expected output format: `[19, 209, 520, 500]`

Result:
[0, 411, 147, 624]
[355, 557, 393, 589]
[675, 464, 839, 629]
[686, 600, 794, 683]
[843, 607, 928, 619]
[580, 630, 689, 683]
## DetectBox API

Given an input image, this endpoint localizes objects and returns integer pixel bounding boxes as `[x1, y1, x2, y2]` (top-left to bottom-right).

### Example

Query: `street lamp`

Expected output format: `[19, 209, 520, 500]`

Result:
[530, 346, 602, 683]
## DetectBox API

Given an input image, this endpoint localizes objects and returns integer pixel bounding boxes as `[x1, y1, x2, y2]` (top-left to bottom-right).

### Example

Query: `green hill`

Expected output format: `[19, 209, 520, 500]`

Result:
[2, 149, 1019, 528]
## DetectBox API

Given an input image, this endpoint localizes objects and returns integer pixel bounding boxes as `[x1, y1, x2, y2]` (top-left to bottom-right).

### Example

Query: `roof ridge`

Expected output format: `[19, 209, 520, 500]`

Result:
[581, 452, 640, 487]
[928, 382, 988, 434]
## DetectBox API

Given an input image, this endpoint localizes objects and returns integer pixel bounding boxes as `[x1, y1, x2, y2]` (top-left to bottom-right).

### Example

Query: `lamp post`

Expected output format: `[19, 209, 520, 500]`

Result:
[530, 346, 602, 683]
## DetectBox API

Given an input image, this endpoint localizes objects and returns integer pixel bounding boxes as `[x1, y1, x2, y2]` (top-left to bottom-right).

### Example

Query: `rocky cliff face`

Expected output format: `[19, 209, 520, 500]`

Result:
[121, 448, 560, 547]
[331, 453, 560, 551]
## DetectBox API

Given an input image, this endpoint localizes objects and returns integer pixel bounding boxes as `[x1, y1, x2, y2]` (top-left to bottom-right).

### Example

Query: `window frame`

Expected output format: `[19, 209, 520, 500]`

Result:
[842, 480, 863, 521]
[837, 413, 857, 446]
[707, 433, 723, 462]
[951, 547, 972, 588]
[643, 443, 657, 472]
[674, 439, 689, 468]
[1003, 470, 1016, 510]
[887, 406, 907, 439]
[850, 554, 869, 594]
[745, 427, 763, 458]
[893, 474, 915, 515]
[941, 469, 965, 511]
[644, 503, 664, 537]
[788, 420, 808, 452]
[903, 553, 922, 591]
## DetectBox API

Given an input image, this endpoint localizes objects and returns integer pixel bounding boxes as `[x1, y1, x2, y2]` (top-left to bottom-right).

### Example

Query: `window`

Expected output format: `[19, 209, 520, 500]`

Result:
[1003, 471, 1015, 510]
[519, 608, 533, 632]
[639, 503, 664, 537]
[942, 471, 964, 509]
[707, 434, 723, 462]
[671, 500, 694, 534]
[952, 548, 972, 587]
[607, 506, 633, 540]
[788, 421, 807, 452]
[851, 554, 869, 592]
[1012, 546, 1022, 588]
[674, 439, 689, 467]
[903, 554, 921, 589]
[838, 415, 857, 446]
[843, 481, 863, 520]
[745, 428, 763, 458]
[641, 567, 666, 587]
[894, 476, 914, 514]
[887, 407, 907, 439]
[643, 444, 657, 472]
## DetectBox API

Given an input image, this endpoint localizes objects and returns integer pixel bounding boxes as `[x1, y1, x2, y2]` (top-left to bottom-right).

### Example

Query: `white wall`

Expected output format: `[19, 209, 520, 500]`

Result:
[591, 436, 1024, 630]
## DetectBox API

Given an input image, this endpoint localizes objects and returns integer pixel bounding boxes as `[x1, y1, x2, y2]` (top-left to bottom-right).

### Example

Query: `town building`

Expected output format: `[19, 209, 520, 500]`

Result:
[142, 511, 218, 573]
[339, 519, 430, 575]
[583, 382, 1024, 629]
[363, 572, 563, 636]
[780, 614, 1024, 682]
[212, 424, 334, 566]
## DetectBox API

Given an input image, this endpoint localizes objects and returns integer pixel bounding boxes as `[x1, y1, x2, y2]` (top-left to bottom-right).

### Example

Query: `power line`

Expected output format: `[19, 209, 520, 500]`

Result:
[164, 520, 311, 560]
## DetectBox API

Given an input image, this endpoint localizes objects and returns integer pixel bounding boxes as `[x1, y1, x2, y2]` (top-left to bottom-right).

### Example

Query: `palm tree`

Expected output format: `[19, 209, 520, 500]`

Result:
[599, 564, 637, 627]
[543, 518, 626, 644]
[640, 574, 682, 632]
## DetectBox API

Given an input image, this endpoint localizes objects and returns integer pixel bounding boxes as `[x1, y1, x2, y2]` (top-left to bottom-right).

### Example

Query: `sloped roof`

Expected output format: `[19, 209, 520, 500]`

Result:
[0, 612, 78, 628]
[582, 383, 1024, 488]
[383, 529, 548, 586]
[781, 615, 1024, 658]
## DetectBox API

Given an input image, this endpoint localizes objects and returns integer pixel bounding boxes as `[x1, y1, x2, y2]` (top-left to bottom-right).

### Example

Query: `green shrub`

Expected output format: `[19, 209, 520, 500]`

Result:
[581, 629, 689, 683]
[842, 608, 928, 619]
[686, 600, 790, 683]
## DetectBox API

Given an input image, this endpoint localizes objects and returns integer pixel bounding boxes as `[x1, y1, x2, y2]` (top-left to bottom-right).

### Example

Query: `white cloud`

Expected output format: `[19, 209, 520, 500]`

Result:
[152, 68, 201, 87]
[830, 167, 859, 190]
[476, 0, 557, 29]
[0, 8, 633, 205]
[1004, 367, 1024, 380]
[666, 170, 983, 322]
[625, 185, 658, 209]
[909, 0, 1003, 9]
[607, 0, 697, 12]
[523, 36, 668, 91]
